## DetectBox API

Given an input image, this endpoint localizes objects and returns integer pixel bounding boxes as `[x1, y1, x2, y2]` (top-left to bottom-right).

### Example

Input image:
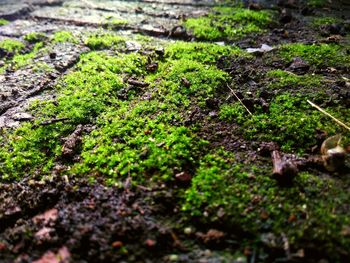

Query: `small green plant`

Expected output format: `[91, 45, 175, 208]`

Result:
[308, 0, 328, 7]
[85, 33, 126, 50]
[184, 7, 273, 41]
[266, 70, 323, 89]
[0, 39, 25, 53]
[0, 18, 9, 26]
[219, 102, 247, 123]
[311, 16, 341, 27]
[165, 41, 246, 63]
[278, 43, 349, 68]
[11, 42, 44, 69]
[52, 31, 78, 44]
[24, 32, 47, 43]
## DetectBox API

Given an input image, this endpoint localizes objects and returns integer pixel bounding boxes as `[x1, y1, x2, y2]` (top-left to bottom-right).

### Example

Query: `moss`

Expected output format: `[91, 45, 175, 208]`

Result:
[219, 102, 246, 123]
[308, 0, 328, 7]
[278, 43, 349, 68]
[24, 32, 46, 43]
[107, 19, 128, 28]
[311, 16, 341, 27]
[0, 39, 25, 53]
[182, 149, 350, 257]
[0, 122, 74, 180]
[184, 7, 273, 41]
[220, 93, 349, 153]
[266, 69, 323, 90]
[148, 58, 229, 108]
[74, 112, 207, 183]
[52, 31, 78, 44]
[85, 33, 126, 50]
[0, 51, 147, 180]
[0, 18, 9, 26]
[165, 41, 246, 63]
[11, 42, 44, 69]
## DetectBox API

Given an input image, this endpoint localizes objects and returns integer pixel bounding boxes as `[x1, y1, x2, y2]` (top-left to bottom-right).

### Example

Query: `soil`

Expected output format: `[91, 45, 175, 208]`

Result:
[0, 0, 349, 262]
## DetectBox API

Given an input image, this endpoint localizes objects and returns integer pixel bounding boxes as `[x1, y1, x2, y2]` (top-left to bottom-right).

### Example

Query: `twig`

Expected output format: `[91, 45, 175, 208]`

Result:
[40, 117, 69, 126]
[226, 84, 252, 115]
[307, 100, 350, 131]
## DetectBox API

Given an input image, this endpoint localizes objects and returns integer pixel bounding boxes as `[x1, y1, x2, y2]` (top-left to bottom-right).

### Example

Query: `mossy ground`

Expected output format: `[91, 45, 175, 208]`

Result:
[0, 1, 350, 262]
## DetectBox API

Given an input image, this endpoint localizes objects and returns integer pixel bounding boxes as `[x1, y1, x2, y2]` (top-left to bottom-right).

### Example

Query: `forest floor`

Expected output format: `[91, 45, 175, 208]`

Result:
[0, 0, 349, 262]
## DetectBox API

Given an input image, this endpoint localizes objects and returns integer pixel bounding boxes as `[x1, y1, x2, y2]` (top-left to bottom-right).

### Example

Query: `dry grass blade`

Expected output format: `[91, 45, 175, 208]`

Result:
[227, 85, 252, 115]
[307, 100, 350, 131]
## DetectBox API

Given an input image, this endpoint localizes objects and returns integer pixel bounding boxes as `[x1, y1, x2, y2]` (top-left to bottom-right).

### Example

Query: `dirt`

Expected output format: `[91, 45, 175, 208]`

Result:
[0, 0, 350, 262]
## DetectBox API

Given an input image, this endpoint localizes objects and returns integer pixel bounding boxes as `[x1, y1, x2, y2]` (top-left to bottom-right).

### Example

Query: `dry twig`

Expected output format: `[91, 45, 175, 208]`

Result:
[227, 85, 252, 115]
[307, 100, 350, 131]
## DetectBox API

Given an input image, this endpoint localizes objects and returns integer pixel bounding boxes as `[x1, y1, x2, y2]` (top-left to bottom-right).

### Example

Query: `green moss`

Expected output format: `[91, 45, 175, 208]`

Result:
[184, 7, 273, 41]
[278, 43, 349, 68]
[148, 58, 229, 108]
[219, 102, 246, 123]
[0, 51, 147, 180]
[182, 149, 350, 256]
[85, 33, 125, 50]
[12, 42, 44, 69]
[220, 93, 349, 152]
[52, 31, 78, 44]
[308, 0, 328, 7]
[75, 111, 207, 183]
[266, 69, 323, 89]
[24, 32, 46, 43]
[0, 122, 74, 180]
[107, 19, 128, 28]
[0, 18, 9, 26]
[311, 16, 341, 27]
[0, 39, 25, 53]
[165, 41, 246, 63]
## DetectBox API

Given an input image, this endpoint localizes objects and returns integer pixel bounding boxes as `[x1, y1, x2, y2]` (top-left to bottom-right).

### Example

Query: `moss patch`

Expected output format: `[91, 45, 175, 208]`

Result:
[0, 39, 25, 53]
[0, 18, 9, 26]
[52, 31, 78, 44]
[184, 7, 273, 41]
[182, 149, 350, 257]
[266, 69, 323, 90]
[24, 32, 47, 43]
[220, 93, 350, 152]
[85, 33, 126, 50]
[278, 43, 349, 68]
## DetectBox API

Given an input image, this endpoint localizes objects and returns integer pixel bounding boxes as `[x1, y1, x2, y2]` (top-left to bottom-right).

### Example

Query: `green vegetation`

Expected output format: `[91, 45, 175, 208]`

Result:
[24, 32, 47, 43]
[12, 42, 44, 69]
[182, 150, 350, 253]
[52, 31, 78, 44]
[0, 18, 9, 26]
[266, 69, 323, 89]
[311, 16, 341, 27]
[165, 41, 246, 63]
[0, 39, 25, 53]
[278, 43, 350, 68]
[184, 7, 273, 41]
[85, 33, 125, 50]
[220, 94, 350, 152]
[107, 19, 128, 28]
[308, 0, 328, 7]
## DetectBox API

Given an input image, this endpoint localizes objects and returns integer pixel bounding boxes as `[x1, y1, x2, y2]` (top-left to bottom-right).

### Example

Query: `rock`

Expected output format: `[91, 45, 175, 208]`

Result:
[287, 57, 310, 74]
[33, 208, 58, 225]
[280, 8, 293, 24]
[246, 44, 274, 54]
[13, 112, 33, 121]
[175, 171, 192, 182]
[196, 229, 225, 244]
[321, 135, 346, 172]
